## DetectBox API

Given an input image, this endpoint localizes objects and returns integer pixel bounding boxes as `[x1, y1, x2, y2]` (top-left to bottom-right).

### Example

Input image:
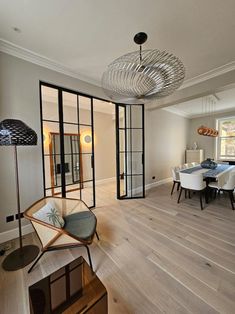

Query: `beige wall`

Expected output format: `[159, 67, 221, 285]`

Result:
[188, 110, 235, 159]
[0, 52, 106, 234]
[145, 108, 189, 185]
[93, 109, 116, 181]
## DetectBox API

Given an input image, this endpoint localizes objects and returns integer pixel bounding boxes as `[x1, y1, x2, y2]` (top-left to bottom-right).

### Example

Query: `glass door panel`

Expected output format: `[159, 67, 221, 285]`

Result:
[41, 85, 63, 198]
[40, 83, 95, 208]
[116, 104, 145, 199]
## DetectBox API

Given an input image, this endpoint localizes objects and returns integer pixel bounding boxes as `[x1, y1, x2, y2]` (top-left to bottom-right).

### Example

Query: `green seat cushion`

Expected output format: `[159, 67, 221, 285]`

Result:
[64, 211, 97, 241]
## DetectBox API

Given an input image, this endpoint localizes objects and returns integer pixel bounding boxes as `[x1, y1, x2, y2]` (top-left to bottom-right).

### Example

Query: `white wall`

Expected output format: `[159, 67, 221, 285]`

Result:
[145, 108, 190, 185]
[0, 52, 106, 235]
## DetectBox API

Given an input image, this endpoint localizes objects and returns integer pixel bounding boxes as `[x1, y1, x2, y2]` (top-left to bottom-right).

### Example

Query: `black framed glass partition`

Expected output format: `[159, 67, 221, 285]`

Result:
[40, 82, 145, 205]
[116, 104, 145, 199]
[40, 82, 96, 208]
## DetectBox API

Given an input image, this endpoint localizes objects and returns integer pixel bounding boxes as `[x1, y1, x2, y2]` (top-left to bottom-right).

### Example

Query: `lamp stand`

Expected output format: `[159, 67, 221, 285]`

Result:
[2, 146, 39, 271]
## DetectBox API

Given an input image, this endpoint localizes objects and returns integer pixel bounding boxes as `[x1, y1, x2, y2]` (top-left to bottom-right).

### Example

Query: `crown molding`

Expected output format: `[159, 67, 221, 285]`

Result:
[163, 106, 190, 118]
[0, 38, 101, 87]
[1, 38, 235, 91]
[180, 61, 235, 90]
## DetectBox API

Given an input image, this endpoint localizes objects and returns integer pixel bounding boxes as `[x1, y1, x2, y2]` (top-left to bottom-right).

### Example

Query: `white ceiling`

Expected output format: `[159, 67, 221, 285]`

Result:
[0, 0, 235, 87]
[163, 87, 235, 118]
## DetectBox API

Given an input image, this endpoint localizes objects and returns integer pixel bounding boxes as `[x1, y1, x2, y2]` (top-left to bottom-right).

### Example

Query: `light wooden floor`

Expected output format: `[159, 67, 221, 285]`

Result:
[1, 182, 235, 314]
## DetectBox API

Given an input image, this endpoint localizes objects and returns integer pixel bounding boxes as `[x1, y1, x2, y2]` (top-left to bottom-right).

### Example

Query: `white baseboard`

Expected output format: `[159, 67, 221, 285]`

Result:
[145, 177, 172, 191]
[131, 177, 172, 195]
[0, 223, 34, 244]
[95, 177, 116, 185]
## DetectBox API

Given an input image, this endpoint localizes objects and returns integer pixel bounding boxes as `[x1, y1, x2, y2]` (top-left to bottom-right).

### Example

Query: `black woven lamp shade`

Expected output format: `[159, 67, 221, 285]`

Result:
[0, 119, 37, 146]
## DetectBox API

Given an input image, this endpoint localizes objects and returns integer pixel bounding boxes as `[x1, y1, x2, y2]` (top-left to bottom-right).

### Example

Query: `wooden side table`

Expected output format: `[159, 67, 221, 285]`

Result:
[29, 256, 108, 314]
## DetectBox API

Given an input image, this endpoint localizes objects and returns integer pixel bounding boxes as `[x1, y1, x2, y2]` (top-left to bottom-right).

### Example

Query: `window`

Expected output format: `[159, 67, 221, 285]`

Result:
[216, 117, 235, 160]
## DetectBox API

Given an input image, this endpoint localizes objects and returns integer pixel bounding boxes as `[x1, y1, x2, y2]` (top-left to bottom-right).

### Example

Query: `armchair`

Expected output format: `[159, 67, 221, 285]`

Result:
[24, 197, 98, 273]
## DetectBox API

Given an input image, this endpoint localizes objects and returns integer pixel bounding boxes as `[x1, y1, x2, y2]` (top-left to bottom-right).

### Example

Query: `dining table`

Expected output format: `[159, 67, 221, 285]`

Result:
[180, 164, 235, 203]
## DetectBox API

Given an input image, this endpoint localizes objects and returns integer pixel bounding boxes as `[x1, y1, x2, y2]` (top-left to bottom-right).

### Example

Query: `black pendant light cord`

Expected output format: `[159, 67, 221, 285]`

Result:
[140, 45, 142, 63]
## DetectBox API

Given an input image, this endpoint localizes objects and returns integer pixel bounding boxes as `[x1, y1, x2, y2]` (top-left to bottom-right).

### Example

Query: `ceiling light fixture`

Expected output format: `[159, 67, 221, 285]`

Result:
[197, 95, 219, 137]
[102, 32, 185, 104]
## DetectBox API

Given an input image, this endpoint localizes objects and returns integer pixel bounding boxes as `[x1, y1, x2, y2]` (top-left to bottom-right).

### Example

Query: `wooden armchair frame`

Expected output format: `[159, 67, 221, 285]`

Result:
[24, 196, 99, 273]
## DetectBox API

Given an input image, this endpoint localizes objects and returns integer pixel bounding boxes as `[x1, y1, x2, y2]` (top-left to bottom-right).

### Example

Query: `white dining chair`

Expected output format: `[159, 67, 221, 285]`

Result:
[171, 166, 181, 195]
[208, 170, 235, 210]
[178, 172, 207, 210]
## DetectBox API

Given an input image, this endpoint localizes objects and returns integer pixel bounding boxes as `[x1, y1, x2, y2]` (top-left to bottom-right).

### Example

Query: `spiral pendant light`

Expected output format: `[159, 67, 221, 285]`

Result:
[102, 32, 185, 104]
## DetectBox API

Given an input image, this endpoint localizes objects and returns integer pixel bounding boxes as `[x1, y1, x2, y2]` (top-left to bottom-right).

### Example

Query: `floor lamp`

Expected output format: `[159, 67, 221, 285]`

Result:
[0, 119, 40, 271]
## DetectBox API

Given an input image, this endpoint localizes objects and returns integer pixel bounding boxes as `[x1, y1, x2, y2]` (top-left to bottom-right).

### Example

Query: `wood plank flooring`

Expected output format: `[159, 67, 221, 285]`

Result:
[1, 182, 235, 313]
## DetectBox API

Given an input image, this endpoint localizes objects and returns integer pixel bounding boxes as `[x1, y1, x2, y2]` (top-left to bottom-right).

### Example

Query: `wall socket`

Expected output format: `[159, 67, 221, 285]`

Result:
[6, 215, 14, 223]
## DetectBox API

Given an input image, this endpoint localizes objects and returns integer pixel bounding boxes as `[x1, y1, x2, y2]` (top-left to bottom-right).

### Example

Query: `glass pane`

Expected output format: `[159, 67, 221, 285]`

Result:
[220, 138, 235, 156]
[119, 152, 126, 177]
[79, 96, 91, 125]
[126, 175, 132, 198]
[124, 152, 143, 175]
[119, 129, 126, 152]
[46, 189, 52, 196]
[80, 181, 94, 207]
[132, 175, 144, 197]
[126, 105, 131, 129]
[131, 129, 143, 151]
[131, 105, 142, 128]
[131, 152, 143, 175]
[219, 118, 235, 137]
[65, 183, 81, 197]
[63, 123, 79, 135]
[82, 154, 93, 182]
[44, 156, 55, 189]
[80, 125, 92, 154]
[119, 173, 127, 197]
[63, 92, 78, 124]
[118, 106, 125, 129]
[43, 121, 60, 155]
[64, 154, 73, 185]
[64, 154, 81, 185]
[41, 86, 59, 121]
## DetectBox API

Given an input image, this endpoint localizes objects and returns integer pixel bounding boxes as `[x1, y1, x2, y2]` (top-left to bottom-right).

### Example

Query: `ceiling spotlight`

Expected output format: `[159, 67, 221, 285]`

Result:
[12, 27, 21, 33]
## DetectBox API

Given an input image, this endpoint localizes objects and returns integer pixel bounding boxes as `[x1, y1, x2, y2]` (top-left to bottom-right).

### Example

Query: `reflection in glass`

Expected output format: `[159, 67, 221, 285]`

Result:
[63, 92, 78, 124]
[47, 133, 83, 195]
[79, 96, 91, 125]
[41, 86, 59, 121]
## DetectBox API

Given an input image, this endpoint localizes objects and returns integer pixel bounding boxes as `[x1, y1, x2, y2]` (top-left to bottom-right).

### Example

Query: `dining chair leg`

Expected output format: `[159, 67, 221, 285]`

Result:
[185, 189, 187, 199]
[171, 181, 176, 195]
[228, 191, 235, 210]
[177, 187, 183, 203]
[200, 191, 204, 210]
[213, 189, 217, 199]
[177, 182, 180, 191]
[188, 190, 191, 199]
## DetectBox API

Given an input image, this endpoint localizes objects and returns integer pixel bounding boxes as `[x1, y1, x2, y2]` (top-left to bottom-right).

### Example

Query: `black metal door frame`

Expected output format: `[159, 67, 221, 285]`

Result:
[116, 103, 145, 199]
[39, 81, 96, 208]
